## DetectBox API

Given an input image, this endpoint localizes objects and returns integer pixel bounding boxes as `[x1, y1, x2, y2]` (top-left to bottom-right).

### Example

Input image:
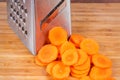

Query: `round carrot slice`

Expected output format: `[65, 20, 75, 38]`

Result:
[48, 27, 68, 46]
[71, 67, 90, 75]
[81, 76, 91, 80]
[34, 57, 47, 66]
[75, 49, 88, 66]
[46, 61, 57, 75]
[73, 58, 91, 70]
[52, 62, 70, 79]
[60, 41, 75, 55]
[92, 54, 112, 68]
[37, 44, 58, 63]
[71, 72, 88, 78]
[69, 34, 85, 48]
[61, 49, 79, 66]
[90, 66, 112, 80]
[80, 39, 99, 55]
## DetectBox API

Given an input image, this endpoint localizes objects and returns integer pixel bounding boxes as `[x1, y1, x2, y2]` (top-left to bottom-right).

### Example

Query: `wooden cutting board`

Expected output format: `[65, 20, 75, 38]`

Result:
[0, 2, 120, 80]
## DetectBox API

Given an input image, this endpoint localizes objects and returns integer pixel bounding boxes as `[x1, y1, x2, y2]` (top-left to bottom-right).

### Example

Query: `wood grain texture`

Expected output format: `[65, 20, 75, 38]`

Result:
[0, 2, 120, 80]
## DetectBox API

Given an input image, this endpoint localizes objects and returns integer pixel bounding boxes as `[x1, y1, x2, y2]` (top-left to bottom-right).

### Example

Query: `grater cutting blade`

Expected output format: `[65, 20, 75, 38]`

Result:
[7, 0, 71, 55]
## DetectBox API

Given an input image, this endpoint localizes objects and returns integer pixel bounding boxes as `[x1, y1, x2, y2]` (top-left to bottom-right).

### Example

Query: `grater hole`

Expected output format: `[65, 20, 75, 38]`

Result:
[23, 18, 26, 23]
[13, 9, 16, 12]
[24, 9, 27, 13]
[22, 27, 24, 31]
[12, 16, 15, 20]
[10, 5, 13, 9]
[15, 20, 18, 23]
[19, 15, 22, 19]
[19, 23, 21, 27]
[25, 31, 27, 35]
[16, 11, 19, 15]
[21, 5, 24, 10]
[10, 13, 12, 17]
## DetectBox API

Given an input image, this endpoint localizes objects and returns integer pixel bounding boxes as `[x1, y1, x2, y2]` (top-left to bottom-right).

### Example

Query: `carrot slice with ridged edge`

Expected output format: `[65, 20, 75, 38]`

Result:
[61, 49, 79, 66]
[81, 76, 91, 80]
[37, 44, 58, 63]
[80, 39, 99, 55]
[34, 57, 47, 66]
[69, 34, 85, 48]
[71, 72, 88, 78]
[48, 27, 68, 46]
[71, 67, 90, 75]
[60, 41, 76, 55]
[73, 58, 91, 70]
[52, 61, 70, 79]
[75, 49, 88, 66]
[90, 66, 112, 80]
[92, 54, 112, 68]
[46, 61, 57, 75]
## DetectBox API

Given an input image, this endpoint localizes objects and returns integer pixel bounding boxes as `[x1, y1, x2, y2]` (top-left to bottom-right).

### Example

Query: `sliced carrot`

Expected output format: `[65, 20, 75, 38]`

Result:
[75, 49, 88, 66]
[89, 55, 92, 64]
[60, 41, 76, 55]
[92, 54, 112, 68]
[61, 49, 79, 66]
[48, 27, 68, 46]
[69, 34, 85, 48]
[81, 76, 91, 80]
[90, 66, 112, 80]
[34, 57, 47, 66]
[71, 67, 90, 75]
[73, 57, 91, 70]
[37, 44, 58, 63]
[80, 39, 99, 55]
[52, 62, 70, 79]
[71, 72, 88, 78]
[46, 61, 57, 75]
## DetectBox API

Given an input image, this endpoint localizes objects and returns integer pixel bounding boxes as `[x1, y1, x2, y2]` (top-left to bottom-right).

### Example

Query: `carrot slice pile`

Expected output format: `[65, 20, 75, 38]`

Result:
[92, 54, 112, 68]
[61, 49, 78, 66]
[80, 39, 99, 55]
[48, 27, 67, 46]
[69, 34, 85, 48]
[75, 49, 88, 66]
[37, 44, 58, 64]
[34, 27, 115, 80]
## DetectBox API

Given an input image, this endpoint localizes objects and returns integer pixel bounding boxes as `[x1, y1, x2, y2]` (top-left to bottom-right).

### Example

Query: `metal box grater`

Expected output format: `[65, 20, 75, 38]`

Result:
[7, 0, 71, 55]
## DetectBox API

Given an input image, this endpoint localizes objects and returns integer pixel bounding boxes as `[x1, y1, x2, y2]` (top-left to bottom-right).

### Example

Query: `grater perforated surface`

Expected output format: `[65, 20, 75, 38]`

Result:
[7, 0, 36, 55]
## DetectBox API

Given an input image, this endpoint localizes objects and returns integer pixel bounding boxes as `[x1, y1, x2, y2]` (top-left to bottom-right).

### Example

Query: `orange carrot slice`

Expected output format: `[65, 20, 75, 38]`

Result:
[90, 66, 112, 80]
[69, 34, 85, 48]
[61, 49, 79, 66]
[81, 76, 91, 80]
[71, 72, 88, 78]
[92, 54, 112, 68]
[46, 61, 57, 75]
[71, 67, 90, 75]
[73, 58, 90, 70]
[48, 27, 68, 46]
[52, 62, 70, 79]
[75, 49, 88, 66]
[80, 39, 99, 55]
[106, 77, 116, 80]
[60, 41, 76, 55]
[34, 57, 47, 66]
[37, 44, 58, 63]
